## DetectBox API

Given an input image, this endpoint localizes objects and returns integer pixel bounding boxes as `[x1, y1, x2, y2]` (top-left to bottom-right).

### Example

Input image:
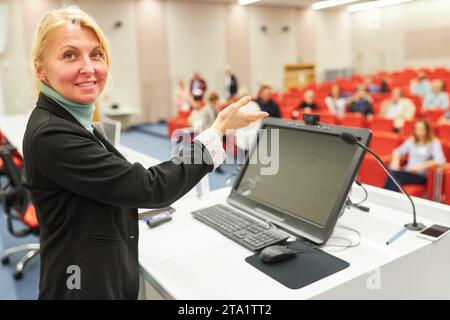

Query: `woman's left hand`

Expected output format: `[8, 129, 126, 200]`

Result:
[211, 96, 269, 136]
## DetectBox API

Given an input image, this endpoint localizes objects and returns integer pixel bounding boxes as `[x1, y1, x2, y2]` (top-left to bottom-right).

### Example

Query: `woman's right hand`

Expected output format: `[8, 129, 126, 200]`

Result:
[211, 96, 269, 136]
[390, 159, 401, 171]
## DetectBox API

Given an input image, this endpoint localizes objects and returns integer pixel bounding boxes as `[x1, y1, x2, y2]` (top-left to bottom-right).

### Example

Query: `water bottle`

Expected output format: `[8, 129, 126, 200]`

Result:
[196, 174, 210, 199]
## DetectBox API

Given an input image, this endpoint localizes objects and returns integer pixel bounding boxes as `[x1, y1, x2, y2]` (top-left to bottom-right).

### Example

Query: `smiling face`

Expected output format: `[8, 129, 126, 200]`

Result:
[36, 24, 108, 104]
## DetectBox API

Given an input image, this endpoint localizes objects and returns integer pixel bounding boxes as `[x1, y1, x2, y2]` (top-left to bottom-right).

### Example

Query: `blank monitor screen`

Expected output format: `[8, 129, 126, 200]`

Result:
[235, 125, 359, 228]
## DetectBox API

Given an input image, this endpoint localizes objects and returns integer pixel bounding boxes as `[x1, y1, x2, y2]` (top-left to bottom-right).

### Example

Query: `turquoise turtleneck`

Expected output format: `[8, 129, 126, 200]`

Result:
[40, 82, 95, 133]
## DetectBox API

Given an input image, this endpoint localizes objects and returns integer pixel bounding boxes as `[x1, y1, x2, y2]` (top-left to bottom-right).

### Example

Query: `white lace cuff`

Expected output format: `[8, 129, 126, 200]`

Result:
[194, 128, 226, 170]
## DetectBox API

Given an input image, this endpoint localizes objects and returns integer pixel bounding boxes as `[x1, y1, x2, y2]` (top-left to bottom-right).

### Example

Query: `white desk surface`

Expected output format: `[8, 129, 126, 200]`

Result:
[138, 185, 450, 300]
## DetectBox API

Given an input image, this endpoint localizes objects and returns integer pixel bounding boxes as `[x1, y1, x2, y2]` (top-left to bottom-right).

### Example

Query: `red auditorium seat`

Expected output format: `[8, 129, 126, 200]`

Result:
[438, 124, 450, 141]
[441, 142, 450, 162]
[402, 185, 426, 198]
[167, 118, 189, 137]
[369, 115, 395, 133]
[358, 154, 389, 188]
[443, 166, 450, 205]
[423, 109, 446, 125]
[318, 112, 339, 125]
[401, 119, 416, 138]
[341, 113, 367, 128]
[369, 132, 402, 156]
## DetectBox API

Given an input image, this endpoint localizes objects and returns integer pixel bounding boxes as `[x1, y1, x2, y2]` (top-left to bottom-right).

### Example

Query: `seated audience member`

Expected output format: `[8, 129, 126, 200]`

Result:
[438, 110, 450, 125]
[174, 79, 192, 112]
[325, 85, 347, 116]
[348, 85, 374, 116]
[291, 90, 317, 118]
[380, 88, 415, 130]
[384, 119, 446, 192]
[363, 76, 380, 93]
[410, 71, 432, 97]
[256, 85, 280, 118]
[422, 80, 449, 111]
[379, 76, 391, 93]
[187, 92, 218, 132]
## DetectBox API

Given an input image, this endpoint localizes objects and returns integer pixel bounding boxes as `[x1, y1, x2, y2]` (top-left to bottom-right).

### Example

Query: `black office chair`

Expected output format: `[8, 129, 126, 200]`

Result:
[0, 144, 40, 279]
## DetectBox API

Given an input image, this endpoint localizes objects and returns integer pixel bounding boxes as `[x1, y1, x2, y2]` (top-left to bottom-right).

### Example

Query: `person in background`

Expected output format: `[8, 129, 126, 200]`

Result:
[190, 72, 207, 101]
[438, 109, 450, 125]
[379, 76, 391, 93]
[188, 92, 219, 132]
[296, 90, 317, 114]
[380, 88, 415, 131]
[410, 71, 432, 97]
[223, 66, 238, 102]
[256, 85, 280, 118]
[422, 80, 449, 111]
[174, 79, 192, 113]
[384, 119, 446, 192]
[363, 75, 380, 93]
[325, 85, 346, 116]
[347, 85, 374, 117]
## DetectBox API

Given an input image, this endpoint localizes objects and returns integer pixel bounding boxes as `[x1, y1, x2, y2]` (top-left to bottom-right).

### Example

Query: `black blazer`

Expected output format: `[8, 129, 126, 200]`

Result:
[22, 94, 214, 299]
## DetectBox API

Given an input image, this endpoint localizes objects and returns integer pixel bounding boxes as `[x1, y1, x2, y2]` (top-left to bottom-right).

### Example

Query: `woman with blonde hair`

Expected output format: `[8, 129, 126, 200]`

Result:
[22, 6, 267, 299]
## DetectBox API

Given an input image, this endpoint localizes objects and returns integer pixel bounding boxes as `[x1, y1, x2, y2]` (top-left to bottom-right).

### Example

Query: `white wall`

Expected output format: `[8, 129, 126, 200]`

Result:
[69, 0, 142, 114]
[166, 1, 226, 101]
[249, 5, 299, 93]
[315, 8, 352, 81]
[351, 0, 450, 73]
[0, 0, 34, 115]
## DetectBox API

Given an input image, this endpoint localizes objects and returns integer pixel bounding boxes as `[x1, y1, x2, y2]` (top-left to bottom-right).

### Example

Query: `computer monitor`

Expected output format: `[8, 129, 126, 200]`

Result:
[227, 117, 372, 245]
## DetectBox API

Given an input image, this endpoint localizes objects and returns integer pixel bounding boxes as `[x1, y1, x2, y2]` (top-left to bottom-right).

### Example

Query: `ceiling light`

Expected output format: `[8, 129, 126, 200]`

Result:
[312, 0, 360, 10]
[238, 0, 260, 5]
[347, 0, 414, 13]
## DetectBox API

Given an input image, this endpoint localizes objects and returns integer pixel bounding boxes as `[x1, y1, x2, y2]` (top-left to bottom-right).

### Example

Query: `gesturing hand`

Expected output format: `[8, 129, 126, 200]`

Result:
[211, 96, 269, 136]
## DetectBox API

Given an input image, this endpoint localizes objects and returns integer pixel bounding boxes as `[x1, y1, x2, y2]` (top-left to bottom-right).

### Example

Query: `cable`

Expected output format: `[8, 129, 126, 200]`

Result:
[319, 224, 361, 252]
[351, 181, 369, 206]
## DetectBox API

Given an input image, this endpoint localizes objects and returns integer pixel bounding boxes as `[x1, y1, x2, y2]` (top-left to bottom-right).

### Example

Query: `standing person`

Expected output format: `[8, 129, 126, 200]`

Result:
[190, 72, 207, 102]
[23, 7, 268, 299]
[384, 120, 446, 192]
[256, 85, 280, 118]
[223, 66, 238, 101]
[174, 79, 192, 112]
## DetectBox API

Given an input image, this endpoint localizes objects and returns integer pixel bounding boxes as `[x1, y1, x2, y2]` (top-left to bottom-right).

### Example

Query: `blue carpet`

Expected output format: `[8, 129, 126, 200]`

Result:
[129, 122, 168, 139]
[0, 207, 40, 300]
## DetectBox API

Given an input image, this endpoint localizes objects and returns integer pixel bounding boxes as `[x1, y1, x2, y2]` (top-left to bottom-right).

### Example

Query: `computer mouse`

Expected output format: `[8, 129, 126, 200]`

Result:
[259, 245, 296, 264]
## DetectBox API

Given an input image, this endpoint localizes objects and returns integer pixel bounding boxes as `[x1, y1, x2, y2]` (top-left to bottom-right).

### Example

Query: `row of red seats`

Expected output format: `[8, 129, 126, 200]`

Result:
[287, 110, 450, 136]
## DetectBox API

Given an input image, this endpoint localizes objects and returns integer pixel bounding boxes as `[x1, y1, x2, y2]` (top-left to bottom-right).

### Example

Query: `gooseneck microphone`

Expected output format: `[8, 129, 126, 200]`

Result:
[341, 132, 425, 231]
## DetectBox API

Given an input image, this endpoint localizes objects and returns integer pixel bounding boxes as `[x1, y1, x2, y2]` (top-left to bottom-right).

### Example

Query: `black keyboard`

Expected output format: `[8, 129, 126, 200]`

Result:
[192, 204, 290, 251]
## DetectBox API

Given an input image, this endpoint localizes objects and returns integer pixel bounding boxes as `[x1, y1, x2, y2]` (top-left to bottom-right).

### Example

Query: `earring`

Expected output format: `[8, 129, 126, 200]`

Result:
[41, 75, 46, 81]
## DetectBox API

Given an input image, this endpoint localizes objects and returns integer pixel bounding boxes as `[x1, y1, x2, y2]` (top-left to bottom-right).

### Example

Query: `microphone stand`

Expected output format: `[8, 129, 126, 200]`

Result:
[354, 140, 425, 231]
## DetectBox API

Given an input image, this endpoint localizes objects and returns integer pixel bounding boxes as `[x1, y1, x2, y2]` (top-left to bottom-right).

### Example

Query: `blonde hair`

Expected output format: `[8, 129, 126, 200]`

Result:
[30, 6, 111, 95]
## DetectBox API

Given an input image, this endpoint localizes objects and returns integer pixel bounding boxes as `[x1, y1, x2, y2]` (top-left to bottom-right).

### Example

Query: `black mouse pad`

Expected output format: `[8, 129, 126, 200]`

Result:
[245, 240, 350, 290]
